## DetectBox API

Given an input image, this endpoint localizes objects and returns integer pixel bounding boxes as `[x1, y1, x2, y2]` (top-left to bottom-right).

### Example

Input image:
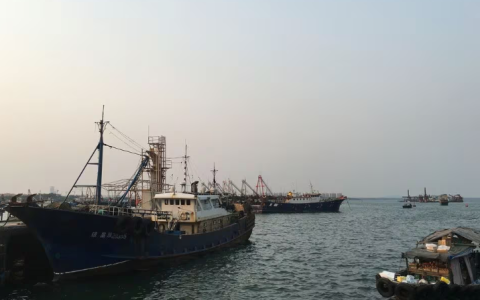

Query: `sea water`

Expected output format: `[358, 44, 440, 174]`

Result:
[2, 198, 480, 300]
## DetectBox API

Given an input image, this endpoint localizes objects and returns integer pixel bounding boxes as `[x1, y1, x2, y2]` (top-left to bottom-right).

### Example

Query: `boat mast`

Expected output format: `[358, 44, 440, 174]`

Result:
[61, 106, 109, 207]
[95, 106, 107, 205]
[182, 143, 189, 192]
[211, 163, 218, 193]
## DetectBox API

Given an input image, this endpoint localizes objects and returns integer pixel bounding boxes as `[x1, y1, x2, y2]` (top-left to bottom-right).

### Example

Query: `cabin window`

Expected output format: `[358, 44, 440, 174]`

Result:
[170, 199, 174, 205]
[164, 200, 168, 205]
[196, 201, 202, 211]
[181, 199, 185, 205]
[201, 199, 212, 210]
[175, 199, 180, 205]
[187, 200, 191, 206]
[211, 199, 220, 208]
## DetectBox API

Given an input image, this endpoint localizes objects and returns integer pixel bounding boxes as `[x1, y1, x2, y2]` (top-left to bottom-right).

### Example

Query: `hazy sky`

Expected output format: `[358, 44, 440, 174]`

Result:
[1, 1, 479, 197]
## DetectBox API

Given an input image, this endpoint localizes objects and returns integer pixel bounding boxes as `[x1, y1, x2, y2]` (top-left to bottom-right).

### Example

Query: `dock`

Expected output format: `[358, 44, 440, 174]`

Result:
[0, 220, 52, 285]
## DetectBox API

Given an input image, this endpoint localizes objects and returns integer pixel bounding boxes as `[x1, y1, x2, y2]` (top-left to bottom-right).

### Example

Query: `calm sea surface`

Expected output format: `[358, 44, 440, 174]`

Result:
[3, 198, 480, 300]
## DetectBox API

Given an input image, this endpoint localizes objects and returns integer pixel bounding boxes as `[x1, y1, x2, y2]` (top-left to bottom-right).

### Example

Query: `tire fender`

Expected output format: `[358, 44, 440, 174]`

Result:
[376, 278, 396, 298]
[130, 217, 144, 236]
[115, 216, 132, 234]
[143, 219, 155, 236]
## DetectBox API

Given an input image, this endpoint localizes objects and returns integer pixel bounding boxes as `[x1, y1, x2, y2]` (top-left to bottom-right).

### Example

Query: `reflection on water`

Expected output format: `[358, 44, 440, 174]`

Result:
[2, 199, 480, 300]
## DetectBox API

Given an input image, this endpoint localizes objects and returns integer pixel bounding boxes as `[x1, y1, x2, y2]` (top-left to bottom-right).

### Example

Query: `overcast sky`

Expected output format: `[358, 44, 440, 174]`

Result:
[1, 1, 479, 197]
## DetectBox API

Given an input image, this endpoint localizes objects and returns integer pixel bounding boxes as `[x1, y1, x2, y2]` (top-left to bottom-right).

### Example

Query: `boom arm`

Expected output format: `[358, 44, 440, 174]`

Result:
[229, 180, 243, 196]
[263, 181, 274, 196]
[242, 180, 259, 196]
[117, 155, 150, 206]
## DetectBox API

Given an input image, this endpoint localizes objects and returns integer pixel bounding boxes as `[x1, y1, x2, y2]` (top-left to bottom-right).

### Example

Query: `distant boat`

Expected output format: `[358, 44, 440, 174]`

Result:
[260, 192, 346, 213]
[403, 202, 412, 209]
[439, 194, 449, 206]
[449, 194, 464, 203]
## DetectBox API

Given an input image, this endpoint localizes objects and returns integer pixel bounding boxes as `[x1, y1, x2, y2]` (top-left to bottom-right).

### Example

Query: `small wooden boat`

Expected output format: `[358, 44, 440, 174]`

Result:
[376, 227, 480, 299]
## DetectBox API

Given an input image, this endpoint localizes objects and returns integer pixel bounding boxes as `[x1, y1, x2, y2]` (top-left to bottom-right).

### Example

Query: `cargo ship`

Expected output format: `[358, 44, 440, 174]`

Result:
[260, 192, 346, 213]
[7, 109, 255, 281]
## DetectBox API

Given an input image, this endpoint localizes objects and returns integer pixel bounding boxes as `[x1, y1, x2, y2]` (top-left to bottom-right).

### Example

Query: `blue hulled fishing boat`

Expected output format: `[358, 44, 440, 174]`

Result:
[7, 109, 255, 281]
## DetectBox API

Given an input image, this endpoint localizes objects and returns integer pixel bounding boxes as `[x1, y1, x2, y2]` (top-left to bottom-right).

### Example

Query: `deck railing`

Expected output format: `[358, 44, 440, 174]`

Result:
[87, 205, 172, 220]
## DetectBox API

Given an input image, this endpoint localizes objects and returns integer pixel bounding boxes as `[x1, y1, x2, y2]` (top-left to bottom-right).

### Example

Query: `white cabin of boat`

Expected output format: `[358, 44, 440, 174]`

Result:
[148, 192, 230, 235]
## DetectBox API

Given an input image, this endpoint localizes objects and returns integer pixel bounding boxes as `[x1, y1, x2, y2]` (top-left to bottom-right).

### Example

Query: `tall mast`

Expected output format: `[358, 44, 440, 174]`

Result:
[95, 106, 107, 205]
[182, 143, 189, 192]
[211, 163, 218, 192]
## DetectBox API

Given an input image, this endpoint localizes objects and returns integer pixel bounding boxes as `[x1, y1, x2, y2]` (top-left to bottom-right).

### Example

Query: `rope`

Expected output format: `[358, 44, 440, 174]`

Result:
[107, 130, 142, 152]
[108, 123, 144, 150]
[190, 158, 208, 184]
[104, 143, 144, 157]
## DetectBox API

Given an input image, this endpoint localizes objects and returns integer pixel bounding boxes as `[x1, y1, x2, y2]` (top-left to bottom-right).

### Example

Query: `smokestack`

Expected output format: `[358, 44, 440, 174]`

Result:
[191, 181, 199, 194]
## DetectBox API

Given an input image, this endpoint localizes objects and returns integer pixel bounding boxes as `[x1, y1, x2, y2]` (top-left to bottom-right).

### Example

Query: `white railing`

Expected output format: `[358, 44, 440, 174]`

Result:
[88, 205, 172, 220]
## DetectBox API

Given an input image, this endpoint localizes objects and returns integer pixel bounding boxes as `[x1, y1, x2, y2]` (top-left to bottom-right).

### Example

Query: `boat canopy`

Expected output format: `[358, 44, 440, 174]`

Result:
[405, 245, 474, 262]
[419, 227, 480, 245]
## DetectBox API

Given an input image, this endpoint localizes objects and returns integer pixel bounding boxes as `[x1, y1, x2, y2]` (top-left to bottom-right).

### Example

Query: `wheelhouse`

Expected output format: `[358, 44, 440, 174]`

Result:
[151, 192, 230, 235]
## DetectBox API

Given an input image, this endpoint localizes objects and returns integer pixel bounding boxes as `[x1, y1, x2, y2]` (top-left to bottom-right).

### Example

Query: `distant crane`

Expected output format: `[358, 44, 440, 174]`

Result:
[242, 179, 259, 197]
[229, 180, 243, 196]
[201, 182, 209, 192]
[256, 175, 273, 197]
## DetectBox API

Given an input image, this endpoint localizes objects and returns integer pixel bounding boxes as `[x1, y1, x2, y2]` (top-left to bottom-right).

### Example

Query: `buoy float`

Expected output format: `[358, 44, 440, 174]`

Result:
[466, 203, 468, 207]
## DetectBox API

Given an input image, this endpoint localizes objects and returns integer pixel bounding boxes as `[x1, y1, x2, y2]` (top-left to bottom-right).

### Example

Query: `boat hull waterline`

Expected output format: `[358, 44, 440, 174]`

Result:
[8, 205, 254, 281]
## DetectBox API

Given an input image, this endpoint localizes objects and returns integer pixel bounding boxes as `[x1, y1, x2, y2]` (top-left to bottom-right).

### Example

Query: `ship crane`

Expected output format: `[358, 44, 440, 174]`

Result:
[256, 175, 274, 197]
[208, 181, 225, 196]
[229, 180, 243, 196]
[201, 182, 209, 192]
[222, 180, 235, 195]
[264, 180, 274, 196]
[242, 179, 259, 197]
[216, 183, 225, 195]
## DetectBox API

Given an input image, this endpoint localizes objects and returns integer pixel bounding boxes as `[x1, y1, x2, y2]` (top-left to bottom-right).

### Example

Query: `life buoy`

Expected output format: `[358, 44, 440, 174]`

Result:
[180, 213, 187, 220]
[115, 216, 131, 234]
[376, 278, 395, 298]
[395, 283, 415, 300]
